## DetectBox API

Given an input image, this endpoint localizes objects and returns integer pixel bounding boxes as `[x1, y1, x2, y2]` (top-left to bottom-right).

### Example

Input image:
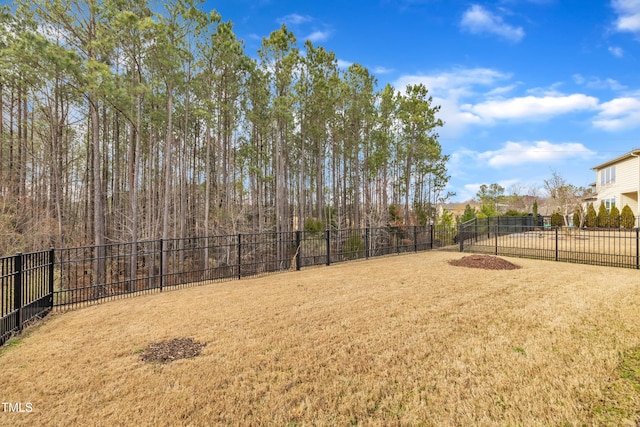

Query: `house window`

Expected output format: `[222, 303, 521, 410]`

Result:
[604, 198, 616, 212]
[601, 166, 616, 185]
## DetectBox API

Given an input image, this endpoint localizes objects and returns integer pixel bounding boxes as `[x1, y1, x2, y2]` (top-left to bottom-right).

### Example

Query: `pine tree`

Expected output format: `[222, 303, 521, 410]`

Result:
[460, 204, 476, 223]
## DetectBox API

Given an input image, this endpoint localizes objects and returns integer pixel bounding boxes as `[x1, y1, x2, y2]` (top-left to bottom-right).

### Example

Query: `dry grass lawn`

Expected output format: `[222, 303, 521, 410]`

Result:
[1, 251, 640, 426]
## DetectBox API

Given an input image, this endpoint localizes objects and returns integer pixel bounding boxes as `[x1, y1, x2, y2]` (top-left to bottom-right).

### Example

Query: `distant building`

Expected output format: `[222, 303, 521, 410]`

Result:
[590, 148, 640, 226]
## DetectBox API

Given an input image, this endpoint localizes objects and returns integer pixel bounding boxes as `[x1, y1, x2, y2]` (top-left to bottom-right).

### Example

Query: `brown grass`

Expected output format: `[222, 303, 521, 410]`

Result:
[1, 251, 640, 426]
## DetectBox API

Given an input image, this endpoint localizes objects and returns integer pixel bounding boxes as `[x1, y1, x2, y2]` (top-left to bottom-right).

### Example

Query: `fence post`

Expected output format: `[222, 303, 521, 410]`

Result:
[636, 227, 640, 270]
[49, 248, 55, 308]
[459, 225, 464, 252]
[295, 230, 301, 271]
[237, 234, 242, 279]
[159, 239, 164, 292]
[487, 217, 491, 239]
[555, 227, 559, 262]
[395, 228, 399, 254]
[365, 228, 370, 259]
[430, 225, 434, 250]
[414, 226, 418, 252]
[494, 223, 498, 256]
[474, 218, 478, 243]
[325, 229, 331, 266]
[14, 253, 23, 333]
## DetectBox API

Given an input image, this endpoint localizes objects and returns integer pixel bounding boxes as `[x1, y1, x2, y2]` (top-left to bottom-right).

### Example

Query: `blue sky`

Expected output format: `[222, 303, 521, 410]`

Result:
[212, 0, 639, 202]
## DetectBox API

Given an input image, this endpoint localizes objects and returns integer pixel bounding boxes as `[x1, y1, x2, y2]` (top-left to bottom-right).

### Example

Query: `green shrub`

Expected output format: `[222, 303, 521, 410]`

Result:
[585, 203, 597, 228]
[572, 209, 581, 228]
[550, 212, 564, 227]
[388, 204, 402, 225]
[344, 234, 364, 259]
[304, 217, 324, 233]
[621, 205, 635, 229]
[609, 205, 620, 228]
[598, 202, 609, 228]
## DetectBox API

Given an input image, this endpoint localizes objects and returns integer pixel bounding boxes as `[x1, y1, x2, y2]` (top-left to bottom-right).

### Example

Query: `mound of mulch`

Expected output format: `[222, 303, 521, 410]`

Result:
[140, 337, 205, 364]
[449, 254, 520, 270]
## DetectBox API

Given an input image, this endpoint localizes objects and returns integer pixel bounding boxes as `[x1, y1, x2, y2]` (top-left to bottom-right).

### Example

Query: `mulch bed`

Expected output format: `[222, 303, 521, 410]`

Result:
[449, 254, 521, 270]
[140, 337, 206, 364]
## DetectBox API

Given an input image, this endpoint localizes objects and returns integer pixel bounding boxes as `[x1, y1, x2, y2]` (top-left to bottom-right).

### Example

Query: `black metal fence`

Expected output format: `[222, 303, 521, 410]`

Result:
[0, 225, 458, 345]
[1, 250, 55, 346]
[459, 219, 640, 269]
[5, 219, 640, 347]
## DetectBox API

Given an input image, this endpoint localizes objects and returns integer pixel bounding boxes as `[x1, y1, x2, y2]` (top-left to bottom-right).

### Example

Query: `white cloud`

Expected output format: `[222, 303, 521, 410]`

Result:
[460, 4, 525, 42]
[305, 30, 331, 43]
[573, 74, 627, 91]
[463, 94, 599, 122]
[337, 59, 353, 69]
[279, 14, 312, 26]
[373, 66, 394, 75]
[394, 68, 511, 97]
[593, 97, 640, 131]
[476, 141, 595, 168]
[484, 85, 518, 96]
[609, 45, 624, 57]
[394, 68, 607, 139]
[394, 68, 511, 137]
[612, 0, 640, 33]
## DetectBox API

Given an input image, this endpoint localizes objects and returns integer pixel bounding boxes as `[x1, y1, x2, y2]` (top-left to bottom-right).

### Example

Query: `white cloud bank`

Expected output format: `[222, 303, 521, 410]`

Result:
[594, 97, 640, 131]
[460, 5, 524, 42]
[476, 141, 595, 167]
[394, 67, 640, 137]
[462, 94, 599, 122]
[612, 0, 640, 33]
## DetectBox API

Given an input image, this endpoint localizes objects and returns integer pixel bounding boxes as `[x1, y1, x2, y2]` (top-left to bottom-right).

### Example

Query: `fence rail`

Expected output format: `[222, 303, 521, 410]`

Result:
[459, 219, 640, 270]
[0, 225, 457, 345]
[4, 220, 638, 347]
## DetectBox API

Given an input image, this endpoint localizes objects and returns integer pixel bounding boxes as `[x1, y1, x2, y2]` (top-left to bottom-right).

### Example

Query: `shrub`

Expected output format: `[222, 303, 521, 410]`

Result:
[585, 203, 597, 228]
[344, 234, 364, 259]
[550, 212, 564, 227]
[388, 204, 402, 225]
[609, 205, 620, 228]
[621, 205, 635, 229]
[572, 209, 581, 228]
[304, 217, 324, 233]
[597, 202, 609, 228]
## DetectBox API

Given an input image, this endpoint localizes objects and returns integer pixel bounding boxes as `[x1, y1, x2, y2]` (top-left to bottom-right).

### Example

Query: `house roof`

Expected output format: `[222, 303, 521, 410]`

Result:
[591, 148, 640, 170]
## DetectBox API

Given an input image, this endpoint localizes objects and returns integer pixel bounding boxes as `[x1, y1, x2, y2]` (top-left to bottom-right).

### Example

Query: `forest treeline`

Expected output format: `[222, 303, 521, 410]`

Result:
[0, 0, 451, 255]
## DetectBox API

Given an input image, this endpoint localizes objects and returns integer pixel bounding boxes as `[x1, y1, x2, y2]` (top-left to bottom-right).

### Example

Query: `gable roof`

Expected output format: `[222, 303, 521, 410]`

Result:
[591, 148, 640, 171]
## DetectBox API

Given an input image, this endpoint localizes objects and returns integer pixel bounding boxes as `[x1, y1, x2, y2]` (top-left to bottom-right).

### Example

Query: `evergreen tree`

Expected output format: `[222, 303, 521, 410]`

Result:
[585, 203, 597, 228]
[460, 204, 476, 223]
[620, 205, 635, 229]
[597, 202, 609, 228]
[609, 205, 620, 228]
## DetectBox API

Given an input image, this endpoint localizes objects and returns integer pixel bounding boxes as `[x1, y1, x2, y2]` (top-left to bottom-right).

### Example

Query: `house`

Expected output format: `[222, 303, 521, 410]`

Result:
[590, 148, 640, 225]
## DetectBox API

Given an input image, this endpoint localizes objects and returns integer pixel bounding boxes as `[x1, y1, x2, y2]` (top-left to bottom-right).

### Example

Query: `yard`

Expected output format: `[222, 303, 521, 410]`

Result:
[0, 251, 639, 426]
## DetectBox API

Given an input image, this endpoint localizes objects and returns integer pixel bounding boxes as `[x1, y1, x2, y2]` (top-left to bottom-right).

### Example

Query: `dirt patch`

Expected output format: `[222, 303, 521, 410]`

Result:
[449, 254, 520, 270]
[140, 337, 205, 364]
